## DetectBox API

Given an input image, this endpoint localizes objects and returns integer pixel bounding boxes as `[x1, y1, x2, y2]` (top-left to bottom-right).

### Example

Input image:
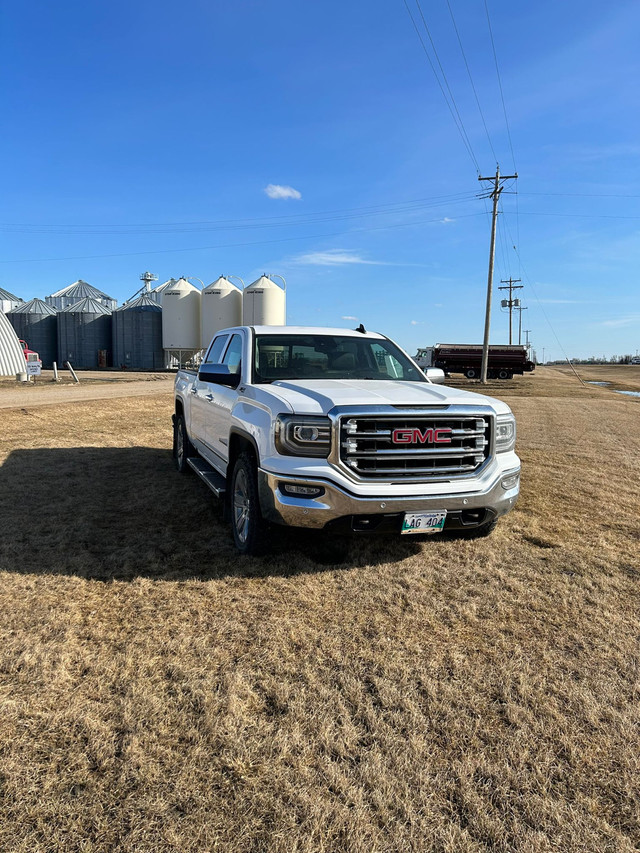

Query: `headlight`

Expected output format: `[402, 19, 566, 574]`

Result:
[275, 415, 331, 457]
[495, 413, 516, 452]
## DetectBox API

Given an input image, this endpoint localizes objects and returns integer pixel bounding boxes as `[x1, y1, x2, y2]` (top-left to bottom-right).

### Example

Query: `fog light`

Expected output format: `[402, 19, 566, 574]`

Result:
[280, 483, 325, 498]
[501, 473, 520, 490]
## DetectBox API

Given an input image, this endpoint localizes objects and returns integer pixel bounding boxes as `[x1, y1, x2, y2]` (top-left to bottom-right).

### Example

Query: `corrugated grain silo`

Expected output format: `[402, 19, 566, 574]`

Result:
[57, 296, 112, 369]
[112, 294, 164, 370]
[0, 287, 24, 314]
[7, 298, 58, 367]
[47, 280, 117, 312]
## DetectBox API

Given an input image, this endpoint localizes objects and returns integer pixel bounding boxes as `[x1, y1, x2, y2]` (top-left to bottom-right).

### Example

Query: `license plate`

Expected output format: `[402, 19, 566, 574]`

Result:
[401, 510, 447, 535]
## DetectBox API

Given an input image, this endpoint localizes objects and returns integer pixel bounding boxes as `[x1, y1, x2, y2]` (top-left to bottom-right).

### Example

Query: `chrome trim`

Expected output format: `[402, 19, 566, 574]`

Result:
[327, 405, 494, 483]
[258, 464, 520, 529]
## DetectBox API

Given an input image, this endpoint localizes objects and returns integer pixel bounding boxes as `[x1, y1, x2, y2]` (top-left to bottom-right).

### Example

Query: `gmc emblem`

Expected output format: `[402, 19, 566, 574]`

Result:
[392, 427, 453, 445]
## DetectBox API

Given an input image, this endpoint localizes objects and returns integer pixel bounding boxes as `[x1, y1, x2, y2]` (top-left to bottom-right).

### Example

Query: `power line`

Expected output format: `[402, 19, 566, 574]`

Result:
[517, 211, 640, 220]
[0, 191, 481, 234]
[0, 211, 488, 264]
[520, 191, 640, 198]
[484, 0, 516, 173]
[445, 0, 498, 163]
[402, 0, 480, 172]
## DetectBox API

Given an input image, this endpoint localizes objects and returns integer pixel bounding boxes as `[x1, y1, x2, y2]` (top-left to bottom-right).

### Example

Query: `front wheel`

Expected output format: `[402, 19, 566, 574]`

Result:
[230, 452, 269, 555]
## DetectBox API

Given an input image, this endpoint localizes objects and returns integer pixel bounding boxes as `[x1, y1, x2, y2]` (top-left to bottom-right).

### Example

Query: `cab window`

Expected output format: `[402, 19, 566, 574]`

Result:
[204, 335, 229, 364]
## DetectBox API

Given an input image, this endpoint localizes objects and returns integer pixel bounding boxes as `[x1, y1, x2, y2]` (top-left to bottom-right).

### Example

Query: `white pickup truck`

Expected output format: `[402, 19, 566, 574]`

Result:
[173, 326, 520, 554]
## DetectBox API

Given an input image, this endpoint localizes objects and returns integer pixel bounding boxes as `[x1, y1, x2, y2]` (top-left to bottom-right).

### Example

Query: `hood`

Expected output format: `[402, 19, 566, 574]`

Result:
[258, 379, 511, 415]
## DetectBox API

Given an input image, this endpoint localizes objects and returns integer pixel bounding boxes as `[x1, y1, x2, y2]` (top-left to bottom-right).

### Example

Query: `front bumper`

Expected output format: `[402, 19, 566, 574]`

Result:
[258, 464, 520, 532]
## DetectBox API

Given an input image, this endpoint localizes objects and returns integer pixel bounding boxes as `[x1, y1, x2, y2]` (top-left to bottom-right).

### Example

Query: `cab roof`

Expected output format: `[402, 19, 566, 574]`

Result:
[248, 325, 385, 339]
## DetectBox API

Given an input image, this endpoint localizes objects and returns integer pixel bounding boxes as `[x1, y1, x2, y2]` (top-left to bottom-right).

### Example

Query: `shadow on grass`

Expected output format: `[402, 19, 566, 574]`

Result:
[0, 447, 423, 581]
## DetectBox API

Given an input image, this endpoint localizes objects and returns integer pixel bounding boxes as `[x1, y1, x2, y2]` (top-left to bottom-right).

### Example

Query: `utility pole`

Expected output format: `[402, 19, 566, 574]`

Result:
[498, 278, 522, 345]
[542, 347, 545, 364]
[515, 304, 528, 345]
[524, 329, 531, 356]
[478, 166, 518, 383]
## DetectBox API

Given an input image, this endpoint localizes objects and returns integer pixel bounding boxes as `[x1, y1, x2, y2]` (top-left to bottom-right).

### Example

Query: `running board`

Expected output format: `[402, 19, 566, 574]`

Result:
[186, 457, 226, 498]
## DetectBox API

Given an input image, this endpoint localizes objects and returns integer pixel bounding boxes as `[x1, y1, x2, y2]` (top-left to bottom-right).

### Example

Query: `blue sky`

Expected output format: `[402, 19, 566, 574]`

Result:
[1, 0, 639, 361]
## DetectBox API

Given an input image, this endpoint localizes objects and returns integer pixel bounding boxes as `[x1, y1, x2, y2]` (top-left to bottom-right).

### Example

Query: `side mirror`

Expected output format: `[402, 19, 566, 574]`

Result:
[424, 367, 446, 385]
[198, 363, 241, 388]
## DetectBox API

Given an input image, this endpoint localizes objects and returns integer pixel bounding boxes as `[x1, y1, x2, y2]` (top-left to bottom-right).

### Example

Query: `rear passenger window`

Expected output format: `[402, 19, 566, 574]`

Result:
[205, 335, 228, 364]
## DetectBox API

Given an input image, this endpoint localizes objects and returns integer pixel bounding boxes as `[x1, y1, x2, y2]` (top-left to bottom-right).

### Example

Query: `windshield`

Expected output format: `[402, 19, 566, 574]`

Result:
[254, 334, 426, 383]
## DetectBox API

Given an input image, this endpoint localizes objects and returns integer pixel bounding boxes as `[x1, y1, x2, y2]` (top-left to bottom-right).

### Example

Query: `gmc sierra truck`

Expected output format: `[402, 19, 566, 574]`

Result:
[173, 326, 520, 554]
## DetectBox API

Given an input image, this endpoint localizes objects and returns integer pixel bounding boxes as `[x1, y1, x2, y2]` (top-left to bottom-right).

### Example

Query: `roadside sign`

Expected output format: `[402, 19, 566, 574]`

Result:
[26, 361, 42, 376]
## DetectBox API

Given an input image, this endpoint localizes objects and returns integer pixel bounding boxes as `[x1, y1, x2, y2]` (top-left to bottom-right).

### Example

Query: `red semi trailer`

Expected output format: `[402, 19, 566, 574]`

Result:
[415, 344, 535, 380]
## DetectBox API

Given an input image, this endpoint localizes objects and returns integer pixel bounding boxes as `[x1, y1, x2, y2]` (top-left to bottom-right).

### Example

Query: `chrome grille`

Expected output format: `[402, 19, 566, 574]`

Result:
[339, 415, 491, 480]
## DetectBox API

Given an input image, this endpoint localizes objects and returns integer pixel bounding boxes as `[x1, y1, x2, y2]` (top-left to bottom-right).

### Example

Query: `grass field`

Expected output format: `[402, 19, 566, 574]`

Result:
[0, 368, 638, 852]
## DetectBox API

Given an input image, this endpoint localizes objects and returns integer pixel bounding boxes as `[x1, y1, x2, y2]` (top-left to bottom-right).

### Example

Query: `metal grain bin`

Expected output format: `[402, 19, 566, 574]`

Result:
[7, 298, 58, 367]
[57, 296, 112, 369]
[47, 280, 117, 312]
[0, 287, 24, 314]
[112, 294, 164, 370]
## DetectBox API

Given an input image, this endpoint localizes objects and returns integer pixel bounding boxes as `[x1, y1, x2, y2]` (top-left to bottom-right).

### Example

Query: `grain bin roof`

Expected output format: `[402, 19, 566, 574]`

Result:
[59, 296, 112, 315]
[120, 294, 162, 312]
[50, 280, 115, 301]
[0, 287, 23, 302]
[9, 297, 57, 315]
[0, 310, 26, 376]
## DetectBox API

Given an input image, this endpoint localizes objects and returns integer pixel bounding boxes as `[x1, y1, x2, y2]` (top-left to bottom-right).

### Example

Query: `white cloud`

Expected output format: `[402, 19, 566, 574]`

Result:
[441, 217, 455, 224]
[410, 320, 423, 325]
[342, 315, 358, 321]
[601, 314, 640, 328]
[264, 184, 302, 200]
[292, 249, 385, 266]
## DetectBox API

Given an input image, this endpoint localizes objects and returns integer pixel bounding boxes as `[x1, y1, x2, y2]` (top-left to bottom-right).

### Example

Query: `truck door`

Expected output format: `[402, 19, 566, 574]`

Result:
[190, 334, 228, 449]
[201, 332, 244, 472]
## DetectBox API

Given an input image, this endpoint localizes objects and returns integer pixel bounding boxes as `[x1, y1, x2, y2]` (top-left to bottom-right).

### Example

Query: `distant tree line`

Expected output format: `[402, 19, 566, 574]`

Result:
[547, 355, 637, 365]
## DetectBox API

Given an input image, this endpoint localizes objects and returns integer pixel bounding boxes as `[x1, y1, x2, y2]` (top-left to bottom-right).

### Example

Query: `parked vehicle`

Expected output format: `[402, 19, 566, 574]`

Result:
[174, 326, 520, 554]
[19, 339, 40, 364]
[415, 343, 535, 379]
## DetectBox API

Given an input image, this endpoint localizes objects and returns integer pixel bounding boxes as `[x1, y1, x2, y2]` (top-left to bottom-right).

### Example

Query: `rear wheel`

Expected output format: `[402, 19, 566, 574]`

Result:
[465, 368, 477, 379]
[230, 452, 269, 555]
[173, 414, 193, 473]
[498, 369, 509, 380]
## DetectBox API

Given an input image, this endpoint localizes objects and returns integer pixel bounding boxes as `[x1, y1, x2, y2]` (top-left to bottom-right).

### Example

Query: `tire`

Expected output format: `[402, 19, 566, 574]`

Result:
[230, 451, 269, 555]
[465, 368, 477, 379]
[498, 369, 509, 380]
[457, 518, 498, 539]
[173, 414, 193, 473]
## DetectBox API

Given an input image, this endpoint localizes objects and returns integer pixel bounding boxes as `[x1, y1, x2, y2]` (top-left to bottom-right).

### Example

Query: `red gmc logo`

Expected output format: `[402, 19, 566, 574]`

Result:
[392, 427, 453, 445]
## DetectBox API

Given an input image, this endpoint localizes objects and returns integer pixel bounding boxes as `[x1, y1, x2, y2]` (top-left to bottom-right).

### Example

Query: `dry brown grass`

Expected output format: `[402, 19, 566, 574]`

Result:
[0, 373, 639, 852]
